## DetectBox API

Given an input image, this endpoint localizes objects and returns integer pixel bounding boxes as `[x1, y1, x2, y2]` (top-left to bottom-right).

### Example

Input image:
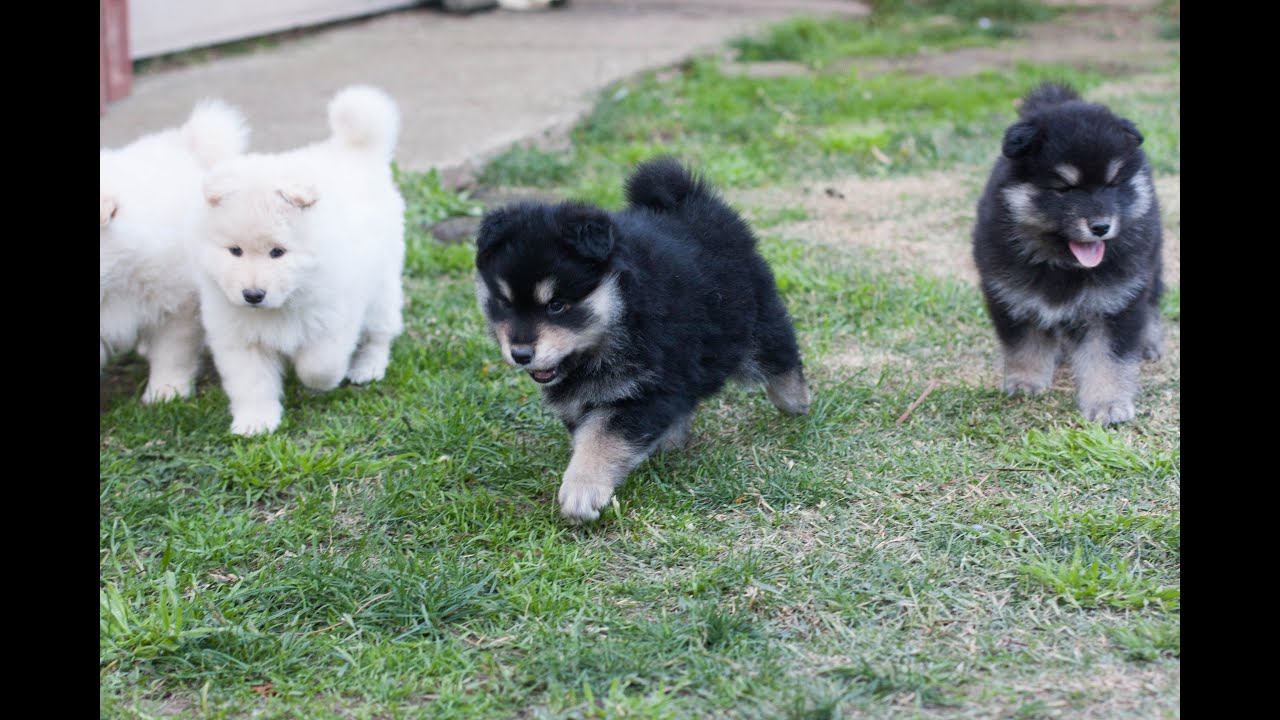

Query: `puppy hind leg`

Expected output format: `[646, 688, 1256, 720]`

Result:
[348, 275, 404, 384]
[1143, 274, 1165, 362]
[656, 413, 693, 452]
[765, 367, 811, 416]
[1139, 310, 1164, 362]
[753, 294, 811, 416]
[347, 332, 395, 384]
[141, 313, 204, 404]
[295, 343, 354, 392]
[295, 320, 363, 391]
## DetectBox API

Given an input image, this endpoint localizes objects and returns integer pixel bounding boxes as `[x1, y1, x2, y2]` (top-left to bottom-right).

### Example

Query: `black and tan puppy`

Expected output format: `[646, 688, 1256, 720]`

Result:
[476, 157, 810, 522]
[973, 82, 1164, 424]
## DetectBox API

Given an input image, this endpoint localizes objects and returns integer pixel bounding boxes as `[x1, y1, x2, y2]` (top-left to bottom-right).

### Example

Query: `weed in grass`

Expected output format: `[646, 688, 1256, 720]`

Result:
[1106, 617, 1180, 661]
[1020, 545, 1179, 610]
[1003, 424, 1177, 479]
[395, 166, 483, 230]
[480, 145, 577, 188]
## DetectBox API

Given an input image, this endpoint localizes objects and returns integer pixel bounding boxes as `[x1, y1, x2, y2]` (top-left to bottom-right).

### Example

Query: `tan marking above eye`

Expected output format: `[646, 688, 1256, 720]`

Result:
[1054, 164, 1080, 186]
[535, 278, 557, 305]
[1106, 159, 1124, 183]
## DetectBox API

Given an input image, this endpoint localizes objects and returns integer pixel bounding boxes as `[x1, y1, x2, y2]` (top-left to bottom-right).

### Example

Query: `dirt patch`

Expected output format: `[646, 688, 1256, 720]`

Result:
[736, 170, 987, 283]
[823, 330, 1002, 389]
[854, 0, 1176, 78]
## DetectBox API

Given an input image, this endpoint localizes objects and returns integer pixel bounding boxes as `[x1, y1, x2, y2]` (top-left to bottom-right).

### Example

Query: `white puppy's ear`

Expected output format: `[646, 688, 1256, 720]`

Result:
[277, 182, 318, 209]
[204, 171, 237, 208]
[100, 195, 118, 228]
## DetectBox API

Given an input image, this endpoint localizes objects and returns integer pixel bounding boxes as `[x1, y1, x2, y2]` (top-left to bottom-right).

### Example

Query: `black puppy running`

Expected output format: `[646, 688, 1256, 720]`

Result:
[476, 157, 810, 521]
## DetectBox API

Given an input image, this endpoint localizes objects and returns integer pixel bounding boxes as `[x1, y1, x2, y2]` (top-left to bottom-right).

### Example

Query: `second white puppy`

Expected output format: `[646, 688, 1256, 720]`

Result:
[194, 86, 407, 436]
[101, 99, 248, 403]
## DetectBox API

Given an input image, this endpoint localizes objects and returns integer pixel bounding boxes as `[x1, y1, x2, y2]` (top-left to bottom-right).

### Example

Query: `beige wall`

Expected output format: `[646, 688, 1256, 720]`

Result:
[128, 0, 418, 59]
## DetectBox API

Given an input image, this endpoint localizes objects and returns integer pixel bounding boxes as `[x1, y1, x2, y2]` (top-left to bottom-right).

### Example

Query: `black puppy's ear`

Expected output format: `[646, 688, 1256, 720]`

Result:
[558, 204, 614, 262]
[1119, 118, 1145, 148]
[475, 208, 509, 268]
[1002, 120, 1042, 159]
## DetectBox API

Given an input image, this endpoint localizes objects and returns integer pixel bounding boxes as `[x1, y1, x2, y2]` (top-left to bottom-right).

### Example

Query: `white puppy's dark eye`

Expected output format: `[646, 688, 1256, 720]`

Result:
[547, 300, 568, 315]
[229, 247, 243, 257]
[270, 248, 286, 259]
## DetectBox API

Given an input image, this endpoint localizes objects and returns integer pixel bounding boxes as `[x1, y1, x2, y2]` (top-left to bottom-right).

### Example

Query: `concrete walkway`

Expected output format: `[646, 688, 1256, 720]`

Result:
[100, 0, 866, 187]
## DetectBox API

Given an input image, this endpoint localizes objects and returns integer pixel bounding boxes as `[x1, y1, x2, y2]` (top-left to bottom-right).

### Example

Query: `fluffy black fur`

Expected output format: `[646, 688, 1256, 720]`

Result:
[972, 82, 1164, 424]
[476, 156, 809, 521]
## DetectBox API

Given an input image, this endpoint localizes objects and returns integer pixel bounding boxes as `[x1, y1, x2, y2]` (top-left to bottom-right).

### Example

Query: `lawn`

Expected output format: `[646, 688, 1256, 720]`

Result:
[101, 1, 1180, 717]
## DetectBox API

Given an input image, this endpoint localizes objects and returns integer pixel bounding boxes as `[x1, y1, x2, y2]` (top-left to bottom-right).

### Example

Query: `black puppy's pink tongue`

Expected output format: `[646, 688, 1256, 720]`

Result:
[1069, 240, 1105, 268]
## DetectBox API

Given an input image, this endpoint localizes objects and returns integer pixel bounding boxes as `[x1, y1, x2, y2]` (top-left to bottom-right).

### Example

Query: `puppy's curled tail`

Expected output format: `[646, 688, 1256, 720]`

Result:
[625, 156, 715, 213]
[328, 85, 400, 161]
[182, 99, 249, 170]
[1018, 81, 1082, 117]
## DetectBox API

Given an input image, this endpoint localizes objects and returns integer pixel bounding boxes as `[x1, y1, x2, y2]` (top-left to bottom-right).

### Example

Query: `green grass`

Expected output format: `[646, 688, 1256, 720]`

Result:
[104, 2, 1179, 717]
[730, 0, 1059, 68]
[483, 58, 1178, 207]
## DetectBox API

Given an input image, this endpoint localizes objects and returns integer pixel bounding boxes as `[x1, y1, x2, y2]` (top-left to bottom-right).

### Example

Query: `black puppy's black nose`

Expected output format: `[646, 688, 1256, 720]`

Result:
[1090, 223, 1111, 237]
[243, 288, 267, 305]
[511, 347, 534, 365]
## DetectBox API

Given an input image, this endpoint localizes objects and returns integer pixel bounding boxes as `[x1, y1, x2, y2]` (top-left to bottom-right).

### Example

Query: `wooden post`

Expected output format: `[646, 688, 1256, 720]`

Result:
[100, 0, 132, 114]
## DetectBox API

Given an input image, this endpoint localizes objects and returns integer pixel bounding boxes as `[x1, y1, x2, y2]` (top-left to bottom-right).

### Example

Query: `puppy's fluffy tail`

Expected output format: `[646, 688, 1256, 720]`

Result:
[626, 156, 759, 251]
[625, 156, 715, 213]
[182, 99, 249, 169]
[1018, 82, 1082, 117]
[328, 85, 400, 161]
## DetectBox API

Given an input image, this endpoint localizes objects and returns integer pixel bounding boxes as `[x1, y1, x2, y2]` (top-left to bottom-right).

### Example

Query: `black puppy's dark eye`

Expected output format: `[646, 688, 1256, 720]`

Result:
[547, 300, 568, 315]
[497, 297, 511, 309]
[229, 247, 243, 257]
[270, 247, 286, 259]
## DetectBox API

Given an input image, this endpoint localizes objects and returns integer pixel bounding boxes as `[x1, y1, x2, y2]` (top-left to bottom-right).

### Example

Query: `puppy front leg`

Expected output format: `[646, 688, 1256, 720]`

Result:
[212, 342, 285, 436]
[558, 411, 646, 524]
[1073, 324, 1139, 425]
[1000, 324, 1058, 396]
[983, 288, 1058, 395]
[140, 312, 204, 404]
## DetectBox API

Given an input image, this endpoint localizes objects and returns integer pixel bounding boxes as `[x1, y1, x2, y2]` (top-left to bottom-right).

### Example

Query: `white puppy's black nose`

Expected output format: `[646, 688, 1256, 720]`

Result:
[243, 288, 267, 305]
[511, 346, 534, 365]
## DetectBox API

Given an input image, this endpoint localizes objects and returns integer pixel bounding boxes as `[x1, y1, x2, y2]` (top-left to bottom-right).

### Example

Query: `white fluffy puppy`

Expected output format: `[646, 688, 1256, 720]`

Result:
[194, 85, 406, 436]
[101, 100, 248, 403]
